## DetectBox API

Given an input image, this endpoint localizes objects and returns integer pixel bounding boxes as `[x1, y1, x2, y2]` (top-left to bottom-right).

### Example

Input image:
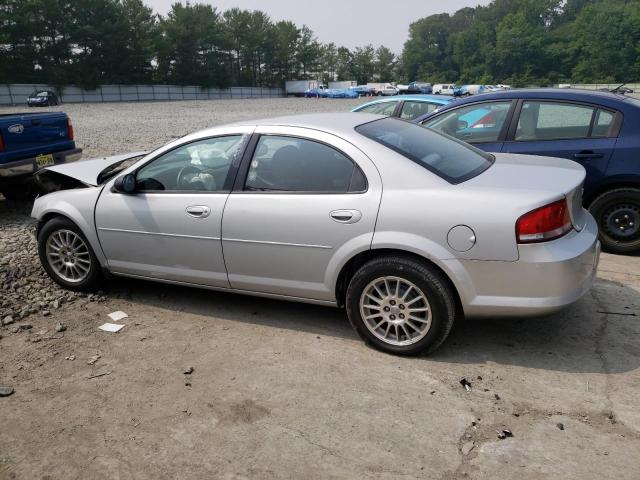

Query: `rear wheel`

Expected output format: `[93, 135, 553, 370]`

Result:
[589, 187, 640, 254]
[346, 255, 456, 356]
[38, 217, 103, 291]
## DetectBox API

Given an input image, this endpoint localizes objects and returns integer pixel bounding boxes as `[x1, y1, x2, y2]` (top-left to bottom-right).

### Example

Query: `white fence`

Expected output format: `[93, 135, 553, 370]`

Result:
[0, 84, 285, 105]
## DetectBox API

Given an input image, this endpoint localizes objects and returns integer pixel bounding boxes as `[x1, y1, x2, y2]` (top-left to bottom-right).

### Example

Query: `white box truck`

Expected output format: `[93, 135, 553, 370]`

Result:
[328, 80, 357, 89]
[285, 80, 321, 97]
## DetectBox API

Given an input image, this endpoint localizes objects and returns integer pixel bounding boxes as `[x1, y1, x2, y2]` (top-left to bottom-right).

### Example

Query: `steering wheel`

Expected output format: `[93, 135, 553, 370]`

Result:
[177, 165, 205, 188]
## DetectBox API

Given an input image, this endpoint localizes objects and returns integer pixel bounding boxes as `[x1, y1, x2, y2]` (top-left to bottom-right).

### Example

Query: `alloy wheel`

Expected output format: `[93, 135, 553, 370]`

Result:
[359, 276, 432, 346]
[45, 229, 92, 283]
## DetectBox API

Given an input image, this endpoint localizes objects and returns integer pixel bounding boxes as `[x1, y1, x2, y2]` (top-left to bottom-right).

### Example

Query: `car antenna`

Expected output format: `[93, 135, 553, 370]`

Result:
[610, 82, 627, 93]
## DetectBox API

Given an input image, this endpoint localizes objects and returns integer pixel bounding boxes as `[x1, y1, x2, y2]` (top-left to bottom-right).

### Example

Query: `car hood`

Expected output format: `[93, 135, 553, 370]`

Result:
[40, 151, 148, 186]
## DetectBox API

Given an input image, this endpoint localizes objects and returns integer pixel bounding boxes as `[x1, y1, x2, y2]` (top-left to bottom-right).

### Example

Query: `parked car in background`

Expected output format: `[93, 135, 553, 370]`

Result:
[416, 88, 640, 254]
[406, 82, 433, 94]
[367, 83, 398, 96]
[27, 90, 59, 107]
[304, 85, 328, 97]
[453, 85, 487, 97]
[32, 113, 599, 355]
[432, 84, 455, 95]
[0, 111, 81, 199]
[352, 94, 454, 120]
[352, 85, 375, 97]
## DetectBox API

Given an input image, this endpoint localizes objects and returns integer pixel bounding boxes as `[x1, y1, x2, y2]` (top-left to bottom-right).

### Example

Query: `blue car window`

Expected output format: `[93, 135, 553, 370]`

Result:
[355, 102, 398, 116]
[423, 101, 511, 143]
[515, 101, 594, 141]
[400, 101, 438, 120]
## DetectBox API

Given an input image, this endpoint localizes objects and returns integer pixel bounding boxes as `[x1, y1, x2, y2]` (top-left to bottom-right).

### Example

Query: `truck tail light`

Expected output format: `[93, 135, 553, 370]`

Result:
[67, 118, 74, 140]
[516, 199, 572, 243]
[0, 131, 4, 151]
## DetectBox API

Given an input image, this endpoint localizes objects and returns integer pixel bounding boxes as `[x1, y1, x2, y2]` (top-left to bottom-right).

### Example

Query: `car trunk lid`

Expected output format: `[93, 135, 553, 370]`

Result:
[468, 152, 587, 231]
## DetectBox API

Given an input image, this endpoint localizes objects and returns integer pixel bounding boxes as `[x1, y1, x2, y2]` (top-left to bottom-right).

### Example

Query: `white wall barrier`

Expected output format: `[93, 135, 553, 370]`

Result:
[0, 84, 285, 105]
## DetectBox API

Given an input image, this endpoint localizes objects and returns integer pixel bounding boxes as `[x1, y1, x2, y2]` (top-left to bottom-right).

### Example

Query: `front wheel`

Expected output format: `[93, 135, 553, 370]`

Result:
[346, 256, 456, 355]
[38, 217, 103, 291]
[589, 187, 640, 254]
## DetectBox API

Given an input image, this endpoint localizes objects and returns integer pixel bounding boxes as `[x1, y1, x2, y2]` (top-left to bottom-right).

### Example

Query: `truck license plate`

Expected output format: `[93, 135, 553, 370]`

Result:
[35, 154, 54, 168]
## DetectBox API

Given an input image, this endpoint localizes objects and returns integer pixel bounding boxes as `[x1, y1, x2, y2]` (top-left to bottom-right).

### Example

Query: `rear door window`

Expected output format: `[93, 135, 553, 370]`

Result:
[245, 136, 365, 193]
[591, 109, 616, 138]
[515, 101, 595, 141]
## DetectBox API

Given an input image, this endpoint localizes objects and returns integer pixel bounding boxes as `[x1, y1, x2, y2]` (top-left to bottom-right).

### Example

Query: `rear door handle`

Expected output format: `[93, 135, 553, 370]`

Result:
[185, 205, 211, 218]
[330, 209, 362, 224]
[573, 151, 604, 159]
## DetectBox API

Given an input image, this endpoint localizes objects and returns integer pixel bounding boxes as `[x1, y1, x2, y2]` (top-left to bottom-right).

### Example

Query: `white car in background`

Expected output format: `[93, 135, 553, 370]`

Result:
[433, 84, 455, 95]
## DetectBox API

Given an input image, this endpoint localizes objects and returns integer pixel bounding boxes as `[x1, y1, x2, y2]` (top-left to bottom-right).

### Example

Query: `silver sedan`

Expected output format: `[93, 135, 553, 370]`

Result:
[31, 113, 600, 355]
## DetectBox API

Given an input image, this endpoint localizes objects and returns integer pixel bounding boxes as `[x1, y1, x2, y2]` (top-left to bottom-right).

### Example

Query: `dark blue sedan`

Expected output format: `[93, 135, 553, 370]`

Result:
[416, 89, 640, 254]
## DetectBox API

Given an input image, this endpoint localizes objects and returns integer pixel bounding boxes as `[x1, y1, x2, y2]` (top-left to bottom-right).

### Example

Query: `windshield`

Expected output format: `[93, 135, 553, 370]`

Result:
[36, 92, 48, 97]
[97, 155, 146, 184]
[355, 118, 494, 184]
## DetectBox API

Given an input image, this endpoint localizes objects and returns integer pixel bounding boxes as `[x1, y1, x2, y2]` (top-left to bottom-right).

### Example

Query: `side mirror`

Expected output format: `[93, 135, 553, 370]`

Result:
[457, 120, 469, 131]
[113, 173, 136, 194]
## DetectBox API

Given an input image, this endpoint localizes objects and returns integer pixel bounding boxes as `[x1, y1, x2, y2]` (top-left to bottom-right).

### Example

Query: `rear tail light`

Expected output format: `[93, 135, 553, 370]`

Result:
[67, 118, 74, 140]
[0, 131, 4, 151]
[516, 199, 572, 243]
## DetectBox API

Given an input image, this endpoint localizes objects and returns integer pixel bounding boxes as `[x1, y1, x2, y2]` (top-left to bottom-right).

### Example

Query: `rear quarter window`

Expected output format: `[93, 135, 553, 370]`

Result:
[356, 117, 494, 184]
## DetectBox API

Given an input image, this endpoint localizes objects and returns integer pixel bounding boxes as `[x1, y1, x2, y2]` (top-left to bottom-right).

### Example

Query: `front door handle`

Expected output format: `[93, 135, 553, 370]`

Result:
[330, 209, 362, 224]
[573, 151, 604, 159]
[185, 205, 211, 218]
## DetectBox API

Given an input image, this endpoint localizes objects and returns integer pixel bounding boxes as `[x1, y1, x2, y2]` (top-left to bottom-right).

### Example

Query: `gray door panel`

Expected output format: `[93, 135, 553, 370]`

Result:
[221, 126, 383, 301]
[95, 192, 230, 286]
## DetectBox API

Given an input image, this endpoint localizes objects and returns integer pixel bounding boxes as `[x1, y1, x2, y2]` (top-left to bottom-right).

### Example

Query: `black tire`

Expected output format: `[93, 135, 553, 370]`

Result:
[345, 255, 456, 356]
[588, 187, 640, 254]
[37, 217, 103, 291]
[0, 185, 35, 201]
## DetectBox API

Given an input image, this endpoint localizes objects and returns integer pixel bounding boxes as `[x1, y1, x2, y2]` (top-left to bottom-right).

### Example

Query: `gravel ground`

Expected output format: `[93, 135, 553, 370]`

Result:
[1, 99, 640, 480]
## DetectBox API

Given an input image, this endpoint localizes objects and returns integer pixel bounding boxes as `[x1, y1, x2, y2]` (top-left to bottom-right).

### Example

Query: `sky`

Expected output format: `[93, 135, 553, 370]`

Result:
[143, 0, 492, 53]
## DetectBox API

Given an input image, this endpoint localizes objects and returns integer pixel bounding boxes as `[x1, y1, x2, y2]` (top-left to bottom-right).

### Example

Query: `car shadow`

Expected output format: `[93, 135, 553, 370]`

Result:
[109, 276, 639, 375]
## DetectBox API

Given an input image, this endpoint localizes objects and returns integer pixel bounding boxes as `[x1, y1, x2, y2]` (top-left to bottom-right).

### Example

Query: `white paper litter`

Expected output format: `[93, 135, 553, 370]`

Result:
[108, 311, 128, 321]
[99, 323, 125, 333]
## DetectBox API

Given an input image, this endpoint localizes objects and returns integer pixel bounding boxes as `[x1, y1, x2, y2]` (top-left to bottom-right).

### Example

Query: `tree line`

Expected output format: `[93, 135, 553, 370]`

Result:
[0, 0, 638, 89]
[0, 0, 398, 88]
[403, 0, 640, 86]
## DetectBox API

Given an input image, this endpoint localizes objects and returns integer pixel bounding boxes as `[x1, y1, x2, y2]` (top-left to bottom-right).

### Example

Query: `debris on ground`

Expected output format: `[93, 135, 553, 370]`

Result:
[494, 393, 501, 400]
[65, 355, 75, 361]
[42, 310, 51, 316]
[108, 311, 128, 322]
[461, 441, 475, 455]
[497, 428, 513, 439]
[557, 422, 565, 430]
[87, 354, 101, 365]
[98, 323, 125, 333]
[87, 371, 111, 380]
[18, 324, 32, 330]
[55, 322, 66, 332]
[459, 378, 472, 391]
[183, 366, 194, 375]
[0, 386, 15, 397]
[2, 315, 14, 326]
